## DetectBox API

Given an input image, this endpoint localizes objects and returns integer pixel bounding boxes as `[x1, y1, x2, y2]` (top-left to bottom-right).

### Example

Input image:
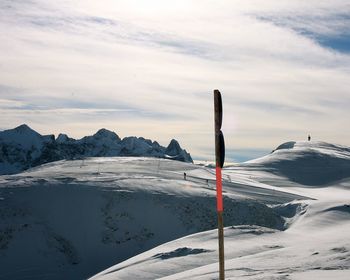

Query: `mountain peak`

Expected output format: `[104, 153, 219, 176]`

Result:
[13, 124, 39, 135]
[15, 123, 30, 130]
[0, 125, 193, 175]
[93, 128, 121, 141]
[56, 133, 73, 143]
[165, 139, 193, 163]
[0, 124, 42, 143]
[165, 139, 181, 155]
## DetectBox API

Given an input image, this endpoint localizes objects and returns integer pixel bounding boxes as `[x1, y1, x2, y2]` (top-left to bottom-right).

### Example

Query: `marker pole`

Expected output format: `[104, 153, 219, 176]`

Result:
[214, 89, 225, 280]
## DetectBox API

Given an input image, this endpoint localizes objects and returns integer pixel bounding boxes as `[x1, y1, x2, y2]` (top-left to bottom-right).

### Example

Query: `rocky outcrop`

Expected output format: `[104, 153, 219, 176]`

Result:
[0, 124, 193, 175]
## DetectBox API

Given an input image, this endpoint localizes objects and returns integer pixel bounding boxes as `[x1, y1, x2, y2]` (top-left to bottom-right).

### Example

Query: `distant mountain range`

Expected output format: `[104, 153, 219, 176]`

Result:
[0, 124, 193, 175]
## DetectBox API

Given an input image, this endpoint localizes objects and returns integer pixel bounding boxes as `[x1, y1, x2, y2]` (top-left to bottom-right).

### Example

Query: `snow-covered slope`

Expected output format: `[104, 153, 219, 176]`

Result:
[90, 141, 350, 280]
[91, 197, 350, 280]
[0, 124, 193, 175]
[243, 141, 350, 186]
[0, 156, 303, 280]
[1, 141, 349, 280]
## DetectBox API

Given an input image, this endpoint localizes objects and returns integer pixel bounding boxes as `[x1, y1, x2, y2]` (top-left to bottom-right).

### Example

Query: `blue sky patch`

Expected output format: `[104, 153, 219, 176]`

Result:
[255, 13, 350, 54]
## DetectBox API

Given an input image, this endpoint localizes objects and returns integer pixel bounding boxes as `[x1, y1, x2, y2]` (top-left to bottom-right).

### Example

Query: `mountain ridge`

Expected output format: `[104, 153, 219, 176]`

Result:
[0, 124, 193, 175]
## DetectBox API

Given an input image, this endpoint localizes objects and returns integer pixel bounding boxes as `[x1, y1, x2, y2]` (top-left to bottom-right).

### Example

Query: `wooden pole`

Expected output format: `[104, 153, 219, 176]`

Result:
[214, 89, 225, 280]
[218, 211, 224, 280]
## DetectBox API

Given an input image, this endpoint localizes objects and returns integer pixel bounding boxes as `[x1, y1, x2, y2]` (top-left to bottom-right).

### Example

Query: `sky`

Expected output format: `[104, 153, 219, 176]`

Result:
[1, 0, 350, 162]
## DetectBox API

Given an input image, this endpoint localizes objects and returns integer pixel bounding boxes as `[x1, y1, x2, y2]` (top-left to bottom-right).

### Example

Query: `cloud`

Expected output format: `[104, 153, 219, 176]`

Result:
[0, 0, 349, 160]
[254, 12, 350, 54]
[0, 98, 27, 109]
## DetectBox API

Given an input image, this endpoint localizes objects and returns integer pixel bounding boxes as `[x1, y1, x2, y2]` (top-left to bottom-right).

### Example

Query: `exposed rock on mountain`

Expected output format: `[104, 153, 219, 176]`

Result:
[0, 124, 193, 175]
[165, 139, 193, 163]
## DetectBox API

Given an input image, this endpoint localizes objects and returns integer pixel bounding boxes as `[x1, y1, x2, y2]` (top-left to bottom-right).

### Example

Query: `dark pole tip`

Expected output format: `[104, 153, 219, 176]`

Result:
[214, 90, 223, 132]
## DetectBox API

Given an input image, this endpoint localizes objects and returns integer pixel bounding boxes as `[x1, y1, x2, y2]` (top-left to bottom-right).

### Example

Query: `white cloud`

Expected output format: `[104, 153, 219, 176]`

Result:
[0, 98, 27, 109]
[0, 0, 349, 160]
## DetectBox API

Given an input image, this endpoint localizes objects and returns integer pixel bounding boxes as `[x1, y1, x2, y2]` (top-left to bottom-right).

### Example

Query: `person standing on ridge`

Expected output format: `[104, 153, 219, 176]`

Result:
[308, 134, 311, 141]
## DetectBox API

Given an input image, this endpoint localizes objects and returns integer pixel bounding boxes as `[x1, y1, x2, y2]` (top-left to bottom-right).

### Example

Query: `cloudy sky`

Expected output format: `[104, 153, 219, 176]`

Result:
[1, 0, 350, 161]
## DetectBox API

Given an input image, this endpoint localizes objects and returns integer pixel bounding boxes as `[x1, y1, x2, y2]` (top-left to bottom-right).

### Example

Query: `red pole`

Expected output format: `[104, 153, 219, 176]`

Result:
[214, 89, 225, 280]
[216, 166, 223, 212]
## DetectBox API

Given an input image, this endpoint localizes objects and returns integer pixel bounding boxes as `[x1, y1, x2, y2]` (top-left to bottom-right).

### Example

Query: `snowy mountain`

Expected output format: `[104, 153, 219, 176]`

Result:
[0, 124, 193, 175]
[244, 141, 350, 185]
[0, 124, 55, 174]
[0, 141, 349, 280]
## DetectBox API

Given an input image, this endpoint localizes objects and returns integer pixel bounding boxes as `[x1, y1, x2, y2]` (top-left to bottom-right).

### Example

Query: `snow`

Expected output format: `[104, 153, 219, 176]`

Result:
[243, 141, 350, 186]
[90, 195, 350, 280]
[0, 124, 53, 150]
[0, 141, 349, 280]
[89, 141, 350, 280]
[1, 156, 296, 279]
[0, 124, 56, 174]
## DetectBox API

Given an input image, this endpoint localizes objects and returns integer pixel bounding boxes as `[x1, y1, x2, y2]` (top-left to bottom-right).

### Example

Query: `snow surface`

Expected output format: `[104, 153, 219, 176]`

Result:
[0, 141, 349, 280]
[244, 141, 350, 185]
[90, 141, 350, 280]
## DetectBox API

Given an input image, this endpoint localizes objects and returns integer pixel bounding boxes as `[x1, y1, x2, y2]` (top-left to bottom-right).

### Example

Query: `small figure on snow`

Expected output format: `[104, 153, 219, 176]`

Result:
[308, 134, 311, 141]
[184, 172, 187, 180]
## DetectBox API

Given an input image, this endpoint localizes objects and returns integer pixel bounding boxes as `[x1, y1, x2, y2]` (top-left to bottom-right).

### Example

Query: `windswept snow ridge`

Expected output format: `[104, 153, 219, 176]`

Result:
[244, 141, 350, 186]
[0, 124, 193, 175]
